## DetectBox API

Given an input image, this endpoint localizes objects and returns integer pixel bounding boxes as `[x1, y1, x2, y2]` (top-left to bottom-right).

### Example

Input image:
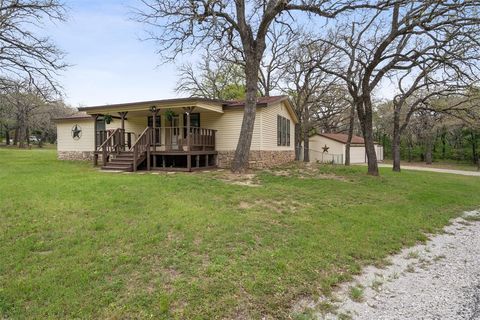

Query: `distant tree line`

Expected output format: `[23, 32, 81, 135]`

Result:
[376, 91, 480, 167]
[0, 0, 71, 148]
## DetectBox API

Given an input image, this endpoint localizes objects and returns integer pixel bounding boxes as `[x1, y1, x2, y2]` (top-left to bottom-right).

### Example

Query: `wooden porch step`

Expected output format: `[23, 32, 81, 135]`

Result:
[110, 158, 134, 164]
[101, 164, 133, 171]
[113, 155, 134, 161]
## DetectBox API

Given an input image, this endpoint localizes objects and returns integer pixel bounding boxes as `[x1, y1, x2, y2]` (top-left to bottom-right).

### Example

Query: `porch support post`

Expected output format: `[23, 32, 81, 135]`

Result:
[150, 106, 159, 167]
[147, 128, 151, 171]
[118, 112, 128, 151]
[183, 106, 194, 172]
[93, 114, 99, 166]
[186, 110, 191, 151]
[118, 111, 128, 130]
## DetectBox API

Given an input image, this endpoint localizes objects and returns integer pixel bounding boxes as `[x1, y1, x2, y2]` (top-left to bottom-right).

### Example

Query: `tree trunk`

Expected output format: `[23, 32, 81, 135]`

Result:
[5, 127, 10, 145]
[294, 123, 301, 161]
[407, 142, 412, 162]
[392, 110, 401, 172]
[231, 58, 259, 173]
[471, 132, 477, 165]
[302, 111, 309, 162]
[18, 115, 27, 149]
[425, 140, 433, 165]
[441, 132, 446, 159]
[13, 127, 19, 145]
[26, 127, 30, 147]
[344, 104, 355, 166]
[303, 127, 309, 162]
[357, 99, 379, 176]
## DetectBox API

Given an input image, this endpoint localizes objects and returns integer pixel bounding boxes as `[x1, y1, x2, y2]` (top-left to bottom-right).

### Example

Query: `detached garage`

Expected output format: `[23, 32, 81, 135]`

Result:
[308, 133, 384, 164]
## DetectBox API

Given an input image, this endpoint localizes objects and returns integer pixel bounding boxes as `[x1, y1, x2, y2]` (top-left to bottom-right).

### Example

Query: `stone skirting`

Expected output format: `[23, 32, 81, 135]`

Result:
[217, 150, 295, 169]
[58, 151, 94, 161]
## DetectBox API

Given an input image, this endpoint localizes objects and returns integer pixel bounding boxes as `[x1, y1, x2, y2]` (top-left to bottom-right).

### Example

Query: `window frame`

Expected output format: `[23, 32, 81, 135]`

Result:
[277, 115, 291, 147]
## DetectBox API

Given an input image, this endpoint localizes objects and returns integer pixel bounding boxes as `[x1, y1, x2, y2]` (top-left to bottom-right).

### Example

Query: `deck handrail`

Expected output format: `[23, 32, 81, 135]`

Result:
[130, 127, 152, 171]
[151, 126, 217, 150]
[97, 128, 119, 151]
[129, 127, 150, 152]
[98, 128, 125, 166]
[96, 130, 134, 150]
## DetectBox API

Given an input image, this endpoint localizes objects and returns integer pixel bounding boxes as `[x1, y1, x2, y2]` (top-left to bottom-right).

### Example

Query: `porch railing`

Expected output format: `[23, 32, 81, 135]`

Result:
[130, 127, 152, 171]
[149, 126, 216, 151]
[189, 127, 216, 148]
[97, 128, 123, 166]
[96, 130, 134, 150]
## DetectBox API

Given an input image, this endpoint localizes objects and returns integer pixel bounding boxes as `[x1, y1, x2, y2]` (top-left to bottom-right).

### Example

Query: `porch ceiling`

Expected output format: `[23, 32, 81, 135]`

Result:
[78, 98, 224, 115]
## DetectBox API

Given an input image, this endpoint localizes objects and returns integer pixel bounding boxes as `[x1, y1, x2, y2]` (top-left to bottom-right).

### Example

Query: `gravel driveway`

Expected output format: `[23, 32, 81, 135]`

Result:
[377, 164, 480, 177]
[294, 209, 480, 319]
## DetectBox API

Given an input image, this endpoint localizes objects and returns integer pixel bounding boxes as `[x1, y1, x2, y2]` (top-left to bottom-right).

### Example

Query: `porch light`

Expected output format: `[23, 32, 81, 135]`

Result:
[150, 105, 157, 113]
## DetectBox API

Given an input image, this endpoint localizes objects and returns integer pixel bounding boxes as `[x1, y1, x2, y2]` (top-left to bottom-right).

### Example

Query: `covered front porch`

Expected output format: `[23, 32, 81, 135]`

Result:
[78, 98, 223, 172]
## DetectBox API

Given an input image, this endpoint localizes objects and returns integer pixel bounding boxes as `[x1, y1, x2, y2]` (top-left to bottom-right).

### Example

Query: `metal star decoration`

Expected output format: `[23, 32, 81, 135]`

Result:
[72, 124, 82, 140]
[322, 144, 330, 153]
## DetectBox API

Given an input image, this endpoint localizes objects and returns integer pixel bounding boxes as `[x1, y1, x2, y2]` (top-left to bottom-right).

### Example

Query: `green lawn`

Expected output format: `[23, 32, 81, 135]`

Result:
[1, 148, 479, 319]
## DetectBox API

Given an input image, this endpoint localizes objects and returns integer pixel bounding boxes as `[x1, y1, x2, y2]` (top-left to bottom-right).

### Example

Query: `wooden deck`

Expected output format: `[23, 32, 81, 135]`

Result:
[94, 126, 218, 172]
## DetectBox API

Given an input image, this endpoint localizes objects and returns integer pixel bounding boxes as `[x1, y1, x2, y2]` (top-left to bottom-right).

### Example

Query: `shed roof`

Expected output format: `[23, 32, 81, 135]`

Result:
[314, 133, 378, 145]
[320, 133, 364, 144]
[53, 112, 93, 122]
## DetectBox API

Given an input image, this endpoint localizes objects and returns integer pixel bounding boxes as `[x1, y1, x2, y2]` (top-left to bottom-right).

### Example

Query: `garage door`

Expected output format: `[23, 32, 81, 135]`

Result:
[350, 146, 366, 163]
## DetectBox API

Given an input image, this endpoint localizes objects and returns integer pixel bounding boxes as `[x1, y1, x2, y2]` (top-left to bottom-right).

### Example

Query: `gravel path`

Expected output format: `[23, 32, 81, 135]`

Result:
[376, 164, 480, 177]
[294, 209, 480, 319]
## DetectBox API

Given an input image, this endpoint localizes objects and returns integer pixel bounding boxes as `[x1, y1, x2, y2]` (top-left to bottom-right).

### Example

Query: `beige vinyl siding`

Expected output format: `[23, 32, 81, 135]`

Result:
[376, 145, 384, 161]
[309, 135, 345, 155]
[61, 100, 296, 153]
[201, 109, 261, 151]
[260, 101, 295, 151]
[106, 116, 147, 140]
[350, 146, 367, 163]
[57, 119, 95, 152]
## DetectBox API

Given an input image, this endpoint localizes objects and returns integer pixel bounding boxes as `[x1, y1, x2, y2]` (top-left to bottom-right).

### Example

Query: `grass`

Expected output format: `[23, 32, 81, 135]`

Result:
[348, 285, 364, 302]
[0, 148, 479, 319]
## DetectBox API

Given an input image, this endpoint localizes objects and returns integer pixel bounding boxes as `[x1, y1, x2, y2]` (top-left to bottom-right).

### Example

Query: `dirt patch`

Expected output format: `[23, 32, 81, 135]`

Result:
[267, 163, 349, 182]
[214, 171, 262, 187]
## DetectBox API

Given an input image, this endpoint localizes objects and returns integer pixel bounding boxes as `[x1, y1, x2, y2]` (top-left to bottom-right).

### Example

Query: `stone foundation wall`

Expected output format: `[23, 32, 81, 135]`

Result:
[217, 150, 295, 169]
[58, 151, 94, 161]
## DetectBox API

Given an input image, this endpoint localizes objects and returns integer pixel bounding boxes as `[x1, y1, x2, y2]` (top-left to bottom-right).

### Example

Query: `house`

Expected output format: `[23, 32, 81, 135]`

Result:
[54, 96, 297, 171]
[308, 133, 384, 164]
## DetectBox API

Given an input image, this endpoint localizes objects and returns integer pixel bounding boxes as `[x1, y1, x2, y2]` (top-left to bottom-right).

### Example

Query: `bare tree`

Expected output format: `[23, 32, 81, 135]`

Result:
[0, 0, 67, 91]
[0, 96, 15, 144]
[136, 0, 383, 172]
[282, 38, 341, 161]
[175, 52, 245, 100]
[3, 81, 57, 148]
[344, 102, 356, 165]
[258, 24, 299, 97]
[314, 1, 480, 175]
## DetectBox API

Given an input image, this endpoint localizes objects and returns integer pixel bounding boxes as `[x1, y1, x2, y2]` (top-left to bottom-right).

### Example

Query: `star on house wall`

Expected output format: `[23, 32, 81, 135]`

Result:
[322, 144, 330, 153]
[72, 124, 82, 140]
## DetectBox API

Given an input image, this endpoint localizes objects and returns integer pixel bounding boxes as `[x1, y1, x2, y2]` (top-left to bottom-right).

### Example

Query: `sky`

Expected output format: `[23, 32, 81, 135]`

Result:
[45, 1, 395, 108]
[46, 0, 185, 108]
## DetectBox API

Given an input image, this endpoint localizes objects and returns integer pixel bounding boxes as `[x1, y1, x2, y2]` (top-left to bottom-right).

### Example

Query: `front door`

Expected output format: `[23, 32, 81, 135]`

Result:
[166, 115, 180, 150]
[147, 115, 161, 145]
[96, 118, 106, 148]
